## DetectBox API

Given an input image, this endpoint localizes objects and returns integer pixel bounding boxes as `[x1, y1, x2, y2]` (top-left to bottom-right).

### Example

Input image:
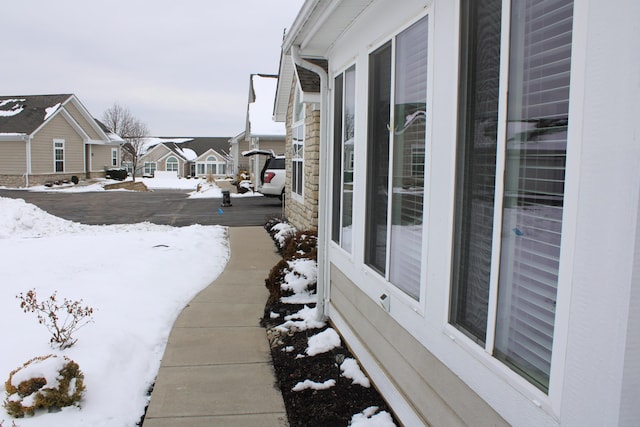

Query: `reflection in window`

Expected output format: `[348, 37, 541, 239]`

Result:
[332, 66, 356, 252]
[365, 16, 428, 300]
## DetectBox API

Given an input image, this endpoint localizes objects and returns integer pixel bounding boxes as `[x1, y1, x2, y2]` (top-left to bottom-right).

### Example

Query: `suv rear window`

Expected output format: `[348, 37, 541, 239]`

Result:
[268, 158, 285, 169]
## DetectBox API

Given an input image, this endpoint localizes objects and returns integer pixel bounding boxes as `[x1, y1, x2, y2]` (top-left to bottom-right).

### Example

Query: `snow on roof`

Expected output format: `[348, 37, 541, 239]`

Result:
[178, 147, 198, 161]
[44, 102, 61, 120]
[249, 75, 285, 136]
[0, 99, 26, 117]
[142, 137, 194, 152]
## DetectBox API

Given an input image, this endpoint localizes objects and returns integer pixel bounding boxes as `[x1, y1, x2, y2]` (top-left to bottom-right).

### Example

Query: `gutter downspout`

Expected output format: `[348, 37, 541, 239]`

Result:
[290, 45, 330, 323]
[25, 135, 32, 187]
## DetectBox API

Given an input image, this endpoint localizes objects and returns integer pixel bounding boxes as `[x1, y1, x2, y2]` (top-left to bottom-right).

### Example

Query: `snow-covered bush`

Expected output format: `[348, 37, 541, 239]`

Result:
[282, 230, 317, 261]
[17, 289, 94, 350]
[3, 354, 85, 418]
[264, 218, 297, 252]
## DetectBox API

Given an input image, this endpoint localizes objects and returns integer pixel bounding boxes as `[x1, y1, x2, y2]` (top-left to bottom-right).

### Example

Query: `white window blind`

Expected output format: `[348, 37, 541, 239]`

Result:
[494, 0, 573, 391]
[389, 16, 429, 299]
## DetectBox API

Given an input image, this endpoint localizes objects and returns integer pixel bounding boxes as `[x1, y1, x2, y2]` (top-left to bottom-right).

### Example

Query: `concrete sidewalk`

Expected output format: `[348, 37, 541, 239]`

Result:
[143, 226, 288, 427]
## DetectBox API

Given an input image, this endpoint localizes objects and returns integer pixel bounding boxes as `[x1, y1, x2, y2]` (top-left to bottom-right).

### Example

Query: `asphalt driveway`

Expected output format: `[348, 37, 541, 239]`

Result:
[0, 189, 284, 227]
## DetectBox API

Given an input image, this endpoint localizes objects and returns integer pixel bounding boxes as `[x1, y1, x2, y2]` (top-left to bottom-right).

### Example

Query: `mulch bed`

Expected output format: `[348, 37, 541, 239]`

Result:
[261, 302, 398, 427]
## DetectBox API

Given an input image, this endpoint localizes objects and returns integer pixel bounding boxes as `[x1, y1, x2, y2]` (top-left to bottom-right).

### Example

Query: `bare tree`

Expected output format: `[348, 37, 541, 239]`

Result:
[102, 103, 150, 181]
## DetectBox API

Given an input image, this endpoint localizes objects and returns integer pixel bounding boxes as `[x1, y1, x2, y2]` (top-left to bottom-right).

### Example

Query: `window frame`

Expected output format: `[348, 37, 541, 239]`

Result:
[363, 14, 432, 304]
[166, 156, 179, 172]
[111, 148, 118, 167]
[291, 84, 305, 200]
[53, 139, 65, 173]
[448, 0, 575, 398]
[143, 162, 156, 177]
[332, 64, 357, 254]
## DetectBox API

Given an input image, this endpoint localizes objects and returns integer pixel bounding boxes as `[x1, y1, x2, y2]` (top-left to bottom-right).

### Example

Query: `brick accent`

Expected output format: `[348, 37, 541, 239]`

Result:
[284, 76, 320, 232]
[0, 172, 94, 188]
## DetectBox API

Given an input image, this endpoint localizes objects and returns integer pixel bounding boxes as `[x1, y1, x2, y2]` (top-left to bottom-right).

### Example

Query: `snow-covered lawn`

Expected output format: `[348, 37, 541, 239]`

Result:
[0, 197, 230, 426]
[15, 176, 262, 199]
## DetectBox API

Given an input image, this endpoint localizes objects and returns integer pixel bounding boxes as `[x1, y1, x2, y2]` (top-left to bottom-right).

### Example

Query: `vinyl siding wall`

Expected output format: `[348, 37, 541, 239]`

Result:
[64, 102, 101, 140]
[90, 145, 117, 173]
[31, 114, 84, 174]
[0, 141, 27, 174]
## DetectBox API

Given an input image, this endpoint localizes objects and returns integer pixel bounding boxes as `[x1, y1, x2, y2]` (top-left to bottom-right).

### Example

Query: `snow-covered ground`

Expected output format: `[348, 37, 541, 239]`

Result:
[7, 176, 262, 199]
[0, 197, 230, 426]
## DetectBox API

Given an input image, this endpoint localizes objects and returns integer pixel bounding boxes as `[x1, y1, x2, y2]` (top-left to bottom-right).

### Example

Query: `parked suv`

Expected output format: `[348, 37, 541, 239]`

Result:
[242, 150, 285, 200]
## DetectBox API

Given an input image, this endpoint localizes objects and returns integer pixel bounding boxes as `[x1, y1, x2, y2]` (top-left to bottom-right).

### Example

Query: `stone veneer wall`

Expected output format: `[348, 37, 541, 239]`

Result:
[0, 173, 97, 188]
[284, 77, 320, 232]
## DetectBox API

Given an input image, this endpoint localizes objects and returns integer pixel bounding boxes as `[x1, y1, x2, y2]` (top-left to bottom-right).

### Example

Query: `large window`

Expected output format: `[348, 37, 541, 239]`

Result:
[54, 140, 64, 172]
[365, 16, 429, 300]
[166, 156, 179, 172]
[332, 65, 356, 252]
[292, 85, 304, 197]
[450, 0, 573, 392]
[198, 155, 225, 176]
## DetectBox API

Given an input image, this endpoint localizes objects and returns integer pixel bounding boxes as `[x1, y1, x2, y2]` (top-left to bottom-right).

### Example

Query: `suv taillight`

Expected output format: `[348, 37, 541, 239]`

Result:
[264, 171, 276, 183]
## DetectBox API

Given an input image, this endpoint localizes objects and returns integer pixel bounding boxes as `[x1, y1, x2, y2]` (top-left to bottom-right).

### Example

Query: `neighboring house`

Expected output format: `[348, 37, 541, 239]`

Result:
[230, 74, 285, 189]
[281, 1, 640, 426]
[274, 50, 326, 230]
[135, 137, 231, 178]
[0, 94, 123, 187]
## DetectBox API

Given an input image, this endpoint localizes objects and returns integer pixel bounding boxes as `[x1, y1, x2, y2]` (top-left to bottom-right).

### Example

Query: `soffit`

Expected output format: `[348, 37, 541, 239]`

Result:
[285, 0, 375, 57]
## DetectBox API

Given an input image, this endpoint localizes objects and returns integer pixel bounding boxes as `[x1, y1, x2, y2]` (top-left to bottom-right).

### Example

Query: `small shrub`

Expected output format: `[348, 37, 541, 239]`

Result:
[282, 231, 318, 261]
[17, 289, 94, 350]
[3, 355, 85, 418]
[265, 259, 288, 306]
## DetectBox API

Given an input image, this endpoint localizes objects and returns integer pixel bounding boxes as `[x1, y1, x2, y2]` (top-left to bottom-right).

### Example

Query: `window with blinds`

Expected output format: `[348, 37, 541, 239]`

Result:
[365, 16, 428, 300]
[332, 66, 356, 252]
[451, 0, 573, 392]
[494, 0, 573, 392]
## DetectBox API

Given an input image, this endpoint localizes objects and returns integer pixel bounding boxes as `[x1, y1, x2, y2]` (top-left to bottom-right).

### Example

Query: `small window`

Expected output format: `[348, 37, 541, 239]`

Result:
[332, 65, 356, 253]
[292, 84, 305, 197]
[144, 162, 156, 176]
[111, 148, 118, 167]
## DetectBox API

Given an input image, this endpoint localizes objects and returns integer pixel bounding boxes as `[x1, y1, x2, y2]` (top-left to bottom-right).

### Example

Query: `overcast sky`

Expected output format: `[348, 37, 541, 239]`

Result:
[1, 1, 302, 137]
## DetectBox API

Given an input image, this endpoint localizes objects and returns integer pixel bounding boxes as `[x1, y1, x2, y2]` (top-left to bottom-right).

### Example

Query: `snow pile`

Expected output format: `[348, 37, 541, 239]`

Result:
[274, 305, 325, 333]
[291, 378, 336, 392]
[350, 406, 396, 427]
[280, 258, 318, 305]
[0, 196, 230, 426]
[306, 328, 341, 357]
[0, 197, 87, 238]
[340, 358, 371, 388]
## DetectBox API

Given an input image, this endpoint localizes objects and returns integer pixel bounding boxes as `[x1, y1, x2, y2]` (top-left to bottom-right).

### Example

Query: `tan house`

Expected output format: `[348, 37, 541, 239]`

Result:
[135, 137, 231, 178]
[0, 94, 123, 187]
[230, 74, 285, 189]
[280, 1, 640, 426]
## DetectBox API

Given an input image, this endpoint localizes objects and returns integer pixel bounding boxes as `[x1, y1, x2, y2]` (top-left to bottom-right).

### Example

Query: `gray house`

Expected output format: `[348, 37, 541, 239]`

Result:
[0, 94, 123, 187]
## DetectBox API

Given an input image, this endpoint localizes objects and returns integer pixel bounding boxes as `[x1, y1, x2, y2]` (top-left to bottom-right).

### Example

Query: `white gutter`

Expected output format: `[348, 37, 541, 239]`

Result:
[291, 45, 330, 322]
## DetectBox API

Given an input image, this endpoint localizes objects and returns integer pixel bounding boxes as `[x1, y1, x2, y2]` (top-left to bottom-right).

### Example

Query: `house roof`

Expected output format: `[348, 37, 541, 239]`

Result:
[142, 136, 232, 161]
[296, 59, 328, 93]
[248, 74, 286, 137]
[0, 94, 73, 134]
